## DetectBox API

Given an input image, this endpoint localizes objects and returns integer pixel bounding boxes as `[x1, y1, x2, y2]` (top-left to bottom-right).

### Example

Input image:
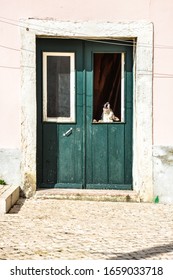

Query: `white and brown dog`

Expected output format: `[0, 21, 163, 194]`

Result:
[101, 102, 119, 122]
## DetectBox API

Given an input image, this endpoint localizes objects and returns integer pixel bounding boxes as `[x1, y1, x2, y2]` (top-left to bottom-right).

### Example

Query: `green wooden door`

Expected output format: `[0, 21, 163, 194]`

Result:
[37, 39, 84, 188]
[85, 41, 133, 189]
[36, 39, 133, 189]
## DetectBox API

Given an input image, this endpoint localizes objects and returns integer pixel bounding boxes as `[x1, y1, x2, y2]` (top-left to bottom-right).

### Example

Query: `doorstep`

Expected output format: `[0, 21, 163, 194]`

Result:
[0, 185, 20, 214]
[35, 188, 140, 202]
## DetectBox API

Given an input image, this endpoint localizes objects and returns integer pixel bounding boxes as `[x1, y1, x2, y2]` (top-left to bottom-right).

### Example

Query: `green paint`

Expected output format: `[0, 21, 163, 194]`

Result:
[154, 196, 159, 203]
[36, 39, 133, 190]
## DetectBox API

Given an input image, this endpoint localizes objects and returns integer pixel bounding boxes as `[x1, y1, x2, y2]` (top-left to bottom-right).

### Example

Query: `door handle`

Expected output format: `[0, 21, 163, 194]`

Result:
[63, 127, 73, 137]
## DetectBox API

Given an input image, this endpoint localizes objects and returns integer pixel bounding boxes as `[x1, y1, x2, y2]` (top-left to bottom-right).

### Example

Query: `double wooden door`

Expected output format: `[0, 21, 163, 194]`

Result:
[36, 39, 133, 189]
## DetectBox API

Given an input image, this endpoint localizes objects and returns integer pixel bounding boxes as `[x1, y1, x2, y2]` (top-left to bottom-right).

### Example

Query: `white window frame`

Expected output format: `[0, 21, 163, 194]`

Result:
[43, 52, 75, 123]
[121, 52, 125, 122]
[93, 52, 125, 123]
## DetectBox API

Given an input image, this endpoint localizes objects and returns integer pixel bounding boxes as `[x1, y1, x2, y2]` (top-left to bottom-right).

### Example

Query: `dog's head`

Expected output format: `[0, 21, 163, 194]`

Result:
[103, 102, 110, 109]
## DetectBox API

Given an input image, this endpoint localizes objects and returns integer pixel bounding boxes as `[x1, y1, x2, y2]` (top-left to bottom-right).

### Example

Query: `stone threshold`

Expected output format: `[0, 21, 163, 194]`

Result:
[35, 188, 140, 202]
[0, 185, 20, 214]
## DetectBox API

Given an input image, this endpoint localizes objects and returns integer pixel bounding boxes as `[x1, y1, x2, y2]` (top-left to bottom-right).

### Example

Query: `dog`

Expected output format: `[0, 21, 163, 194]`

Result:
[101, 102, 119, 122]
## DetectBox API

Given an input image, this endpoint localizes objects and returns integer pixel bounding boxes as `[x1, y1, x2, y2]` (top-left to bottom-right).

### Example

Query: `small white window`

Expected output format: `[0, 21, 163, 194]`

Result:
[43, 52, 75, 122]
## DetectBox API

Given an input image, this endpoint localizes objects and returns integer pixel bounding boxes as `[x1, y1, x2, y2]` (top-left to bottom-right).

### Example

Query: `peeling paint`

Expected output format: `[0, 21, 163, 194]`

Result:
[154, 147, 173, 165]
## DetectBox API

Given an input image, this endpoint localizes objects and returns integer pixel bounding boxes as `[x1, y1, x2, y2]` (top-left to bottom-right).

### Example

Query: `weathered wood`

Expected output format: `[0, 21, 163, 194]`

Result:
[37, 39, 133, 190]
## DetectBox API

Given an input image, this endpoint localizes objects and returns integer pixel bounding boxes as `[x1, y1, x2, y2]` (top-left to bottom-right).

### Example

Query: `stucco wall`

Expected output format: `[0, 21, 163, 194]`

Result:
[0, 0, 173, 202]
[0, 0, 173, 147]
[153, 146, 173, 203]
[0, 149, 21, 185]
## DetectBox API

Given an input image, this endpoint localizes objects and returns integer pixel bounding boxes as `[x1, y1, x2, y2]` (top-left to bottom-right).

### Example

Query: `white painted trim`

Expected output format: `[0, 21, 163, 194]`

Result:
[21, 20, 153, 201]
[43, 52, 75, 123]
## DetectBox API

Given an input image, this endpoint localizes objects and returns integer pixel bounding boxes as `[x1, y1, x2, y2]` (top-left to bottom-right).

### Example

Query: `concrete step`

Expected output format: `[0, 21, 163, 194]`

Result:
[35, 188, 140, 202]
[0, 185, 20, 214]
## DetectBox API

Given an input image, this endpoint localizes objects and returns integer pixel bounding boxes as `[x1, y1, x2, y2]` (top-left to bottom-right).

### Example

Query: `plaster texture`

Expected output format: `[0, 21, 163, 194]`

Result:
[153, 146, 173, 203]
[0, 149, 21, 186]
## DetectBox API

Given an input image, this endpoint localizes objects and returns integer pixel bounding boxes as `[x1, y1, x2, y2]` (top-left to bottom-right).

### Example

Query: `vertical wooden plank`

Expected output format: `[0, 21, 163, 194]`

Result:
[124, 48, 133, 185]
[58, 125, 75, 183]
[108, 125, 125, 183]
[124, 108, 132, 184]
[42, 123, 57, 184]
[74, 125, 83, 184]
[85, 43, 93, 185]
[92, 125, 108, 183]
[85, 109, 93, 184]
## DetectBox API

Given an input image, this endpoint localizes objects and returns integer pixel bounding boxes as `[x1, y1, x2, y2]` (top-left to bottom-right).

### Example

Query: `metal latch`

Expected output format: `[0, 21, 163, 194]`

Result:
[63, 127, 73, 137]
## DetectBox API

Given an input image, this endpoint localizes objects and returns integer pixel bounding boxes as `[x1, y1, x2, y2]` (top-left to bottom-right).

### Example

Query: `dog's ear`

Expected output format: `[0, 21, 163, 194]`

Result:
[104, 102, 110, 109]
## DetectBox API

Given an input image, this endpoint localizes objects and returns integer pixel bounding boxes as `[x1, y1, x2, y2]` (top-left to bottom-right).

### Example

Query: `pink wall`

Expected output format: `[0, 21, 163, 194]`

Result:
[0, 0, 173, 147]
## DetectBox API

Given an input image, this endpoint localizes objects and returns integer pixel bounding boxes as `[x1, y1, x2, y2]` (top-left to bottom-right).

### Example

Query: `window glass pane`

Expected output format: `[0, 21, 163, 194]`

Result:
[93, 53, 122, 123]
[47, 56, 70, 118]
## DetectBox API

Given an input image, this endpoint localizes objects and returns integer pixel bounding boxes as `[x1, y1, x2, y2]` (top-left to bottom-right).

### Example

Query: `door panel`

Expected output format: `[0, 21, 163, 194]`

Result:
[85, 41, 133, 189]
[37, 39, 133, 189]
[37, 39, 84, 188]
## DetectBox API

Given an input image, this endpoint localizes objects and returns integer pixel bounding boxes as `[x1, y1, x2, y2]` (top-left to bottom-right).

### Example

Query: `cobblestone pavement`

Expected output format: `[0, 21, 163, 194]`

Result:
[0, 197, 173, 260]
